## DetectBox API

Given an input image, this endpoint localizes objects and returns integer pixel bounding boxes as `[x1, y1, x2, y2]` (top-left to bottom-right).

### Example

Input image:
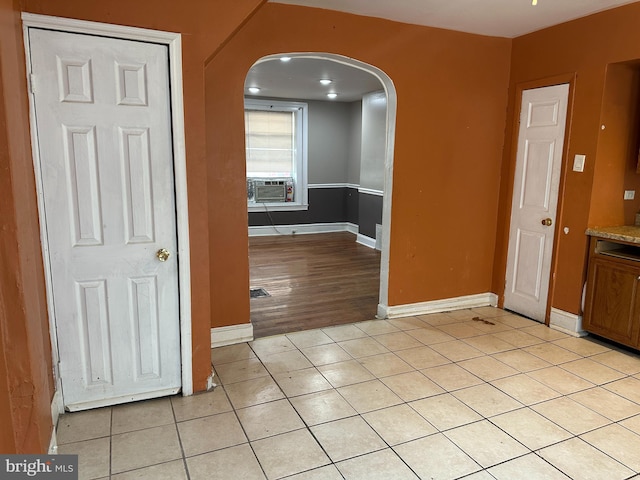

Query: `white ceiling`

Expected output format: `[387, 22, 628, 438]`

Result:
[245, 56, 383, 102]
[270, 0, 639, 38]
[246, 0, 639, 102]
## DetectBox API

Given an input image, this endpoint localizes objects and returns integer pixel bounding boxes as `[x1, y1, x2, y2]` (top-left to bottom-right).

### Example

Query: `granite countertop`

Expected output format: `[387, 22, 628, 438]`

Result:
[586, 225, 640, 244]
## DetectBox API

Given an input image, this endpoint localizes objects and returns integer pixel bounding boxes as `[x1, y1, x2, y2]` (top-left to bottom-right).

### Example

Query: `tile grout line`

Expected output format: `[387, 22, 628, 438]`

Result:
[378, 319, 639, 475]
[224, 387, 271, 480]
[426, 321, 579, 478]
[168, 396, 191, 480]
[108, 406, 113, 479]
[248, 315, 625, 476]
[270, 329, 433, 480]
[250, 327, 431, 478]
[71, 311, 640, 479]
[258, 321, 514, 477]
[243, 339, 325, 479]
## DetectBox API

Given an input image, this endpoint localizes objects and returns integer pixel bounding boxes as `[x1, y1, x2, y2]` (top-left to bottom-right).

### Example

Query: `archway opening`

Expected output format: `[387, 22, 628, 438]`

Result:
[243, 53, 397, 337]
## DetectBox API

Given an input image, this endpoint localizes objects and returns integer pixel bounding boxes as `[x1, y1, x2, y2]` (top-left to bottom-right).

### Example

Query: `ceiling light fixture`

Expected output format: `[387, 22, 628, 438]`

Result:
[280, 56, 292, 62]
[319, 79, 333, 85]
[248, 87, 261, 94]
[532, 0, 537, 5]
[327, 93, 338, 99]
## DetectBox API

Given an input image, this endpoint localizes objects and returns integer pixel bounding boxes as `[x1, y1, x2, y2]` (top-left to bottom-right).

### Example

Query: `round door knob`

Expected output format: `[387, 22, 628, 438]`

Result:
[541, 218, 553, 227]
[156, 248, 170, 262]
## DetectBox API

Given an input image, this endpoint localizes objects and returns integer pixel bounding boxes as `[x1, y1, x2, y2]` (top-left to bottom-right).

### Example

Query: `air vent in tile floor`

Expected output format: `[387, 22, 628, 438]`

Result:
[250, 287, 270, 298]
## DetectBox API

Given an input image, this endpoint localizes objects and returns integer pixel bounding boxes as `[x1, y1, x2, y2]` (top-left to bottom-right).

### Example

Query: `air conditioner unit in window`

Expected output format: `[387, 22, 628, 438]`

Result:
[252, 178, 294, 203]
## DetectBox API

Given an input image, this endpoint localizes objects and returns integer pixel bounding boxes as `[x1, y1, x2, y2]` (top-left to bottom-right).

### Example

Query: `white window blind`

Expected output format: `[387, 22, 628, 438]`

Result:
[245, 109, 294, 177]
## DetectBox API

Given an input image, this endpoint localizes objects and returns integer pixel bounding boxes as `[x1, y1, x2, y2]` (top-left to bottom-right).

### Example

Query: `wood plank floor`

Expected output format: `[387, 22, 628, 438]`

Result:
[249, 232, 381, 338]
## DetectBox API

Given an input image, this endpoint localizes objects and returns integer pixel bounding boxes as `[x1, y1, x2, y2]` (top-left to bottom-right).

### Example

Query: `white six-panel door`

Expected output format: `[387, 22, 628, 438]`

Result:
[28, 28, 181, 410]
[504, 84, 569, 322]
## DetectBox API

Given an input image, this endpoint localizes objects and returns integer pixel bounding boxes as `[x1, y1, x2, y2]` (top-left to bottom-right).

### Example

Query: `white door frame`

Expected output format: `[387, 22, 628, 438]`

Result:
[21, 13, 193, 405]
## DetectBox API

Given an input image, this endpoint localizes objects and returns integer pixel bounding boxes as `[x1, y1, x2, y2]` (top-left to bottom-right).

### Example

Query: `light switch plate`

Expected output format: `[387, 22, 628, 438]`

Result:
[624, 190, 635, 200]
[573, 154, 586, 172]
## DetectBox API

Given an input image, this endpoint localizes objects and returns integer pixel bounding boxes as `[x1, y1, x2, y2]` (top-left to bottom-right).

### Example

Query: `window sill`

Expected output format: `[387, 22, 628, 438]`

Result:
[248, 203, 309, 213]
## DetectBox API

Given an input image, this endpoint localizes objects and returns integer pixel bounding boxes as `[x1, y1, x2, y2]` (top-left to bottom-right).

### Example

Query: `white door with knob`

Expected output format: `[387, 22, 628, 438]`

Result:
[28, 27, 181, 410]
[504, 84, 569, 322]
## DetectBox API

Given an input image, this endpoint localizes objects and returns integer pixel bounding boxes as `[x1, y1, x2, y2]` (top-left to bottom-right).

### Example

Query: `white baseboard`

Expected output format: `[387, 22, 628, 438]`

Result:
[48, 389, 64, 454]
[356, 234, 376, 249]
[48, 429, 58, 455]
[346, 223, 358, 235]
[211, 323, 254, 348]
[549, 308, 587, 337]
[249, 222, 358, 237]
[206, 368, 217, 391]
[379, 293, 498, 319]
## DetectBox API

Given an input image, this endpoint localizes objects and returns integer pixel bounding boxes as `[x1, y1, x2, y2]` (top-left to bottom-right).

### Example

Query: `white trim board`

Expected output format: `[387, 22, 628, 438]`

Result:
[249, 223, 377, 250]
[48, 390, 64, 454]
[358, 187, 384, 196]
[206, 370, 217, 391]
[379, 293, 498, 319]
[21, 14, 194, 403]
[306, 183, 382, 196]
[356, 233, 376, 249]
[249, 222, 358, 237]
[248, 202, 309, 213]
[549, 308, 587, 337]
[211, 323, 254, 348]
[308, 183, 354, 189]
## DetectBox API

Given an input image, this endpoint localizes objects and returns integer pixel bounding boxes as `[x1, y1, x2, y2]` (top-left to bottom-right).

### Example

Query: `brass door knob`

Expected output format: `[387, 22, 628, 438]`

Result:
[541, 218, 553, 226]
[156, 248, 170, 262]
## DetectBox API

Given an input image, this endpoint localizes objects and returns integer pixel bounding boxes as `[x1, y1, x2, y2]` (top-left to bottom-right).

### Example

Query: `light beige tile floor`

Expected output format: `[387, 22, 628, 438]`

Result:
[55, 308, 640, 479]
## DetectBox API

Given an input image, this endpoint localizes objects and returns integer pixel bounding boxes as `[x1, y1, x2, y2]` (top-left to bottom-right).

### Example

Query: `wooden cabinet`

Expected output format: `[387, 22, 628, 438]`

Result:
[583, 237, 640, 349]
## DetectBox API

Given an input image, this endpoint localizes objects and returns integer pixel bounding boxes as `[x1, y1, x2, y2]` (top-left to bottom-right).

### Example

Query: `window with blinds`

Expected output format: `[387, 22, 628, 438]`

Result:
[244, 98, 308, 210]
[245, 109, 294, 177]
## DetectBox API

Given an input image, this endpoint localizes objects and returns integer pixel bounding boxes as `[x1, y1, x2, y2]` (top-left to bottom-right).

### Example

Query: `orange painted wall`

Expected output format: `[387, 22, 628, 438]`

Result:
[595, 63, 640, 225]
[205, 3, 512, 312]
[0, 302, 16, 453]
[494, 3, 640, 316]
[0, 0, 267, 453]
[0, 0, 54, 452]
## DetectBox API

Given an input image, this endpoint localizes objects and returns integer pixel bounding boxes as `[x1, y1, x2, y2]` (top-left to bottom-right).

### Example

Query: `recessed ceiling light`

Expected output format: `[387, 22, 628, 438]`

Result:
[320, 79, 333, 85]
[248, 87, 261, 94]
[327, 93, 338, 99]
[280, 56, 292, 62]
[532, 0, 537, 4]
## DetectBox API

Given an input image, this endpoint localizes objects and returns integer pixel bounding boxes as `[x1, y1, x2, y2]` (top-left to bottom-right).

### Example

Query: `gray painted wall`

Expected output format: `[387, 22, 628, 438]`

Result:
[358, 193, 383, 239]
[308, 100, 353, 184]
[347, 101, 362, 185]
[360, 91, 387, 192]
